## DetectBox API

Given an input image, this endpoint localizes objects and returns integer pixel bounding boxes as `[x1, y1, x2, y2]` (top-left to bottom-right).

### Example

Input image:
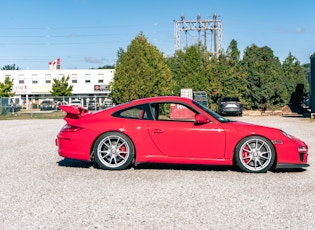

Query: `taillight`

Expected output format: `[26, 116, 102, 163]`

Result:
[61, 124, 82, 132]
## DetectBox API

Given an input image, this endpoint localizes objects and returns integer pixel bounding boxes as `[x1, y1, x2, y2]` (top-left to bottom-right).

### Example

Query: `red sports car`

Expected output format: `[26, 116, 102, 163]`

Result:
[55, 96, 309, 173]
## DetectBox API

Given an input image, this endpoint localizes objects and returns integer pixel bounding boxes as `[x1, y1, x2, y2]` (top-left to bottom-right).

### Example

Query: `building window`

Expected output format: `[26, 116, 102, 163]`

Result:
[32, 74, 38, 84]
[98, 74, 104, 83]
[85, 74, 91, 83]
[18, 75, 25, 84]
[72, 74, 78, 84]
[45, 74, 51, 84]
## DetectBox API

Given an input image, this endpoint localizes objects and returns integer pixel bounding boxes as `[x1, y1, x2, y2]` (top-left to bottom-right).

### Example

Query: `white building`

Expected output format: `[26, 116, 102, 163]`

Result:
[0, 69, 115, 110]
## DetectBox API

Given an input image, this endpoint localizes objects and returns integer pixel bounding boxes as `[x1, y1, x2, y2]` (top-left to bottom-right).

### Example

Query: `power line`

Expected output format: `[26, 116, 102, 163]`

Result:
[174, 13, 222, 56]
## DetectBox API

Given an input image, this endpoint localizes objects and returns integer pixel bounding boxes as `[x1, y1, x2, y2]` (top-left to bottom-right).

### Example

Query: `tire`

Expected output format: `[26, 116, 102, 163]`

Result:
[235, 136, 275, 173]
[94, 132, 135, 170]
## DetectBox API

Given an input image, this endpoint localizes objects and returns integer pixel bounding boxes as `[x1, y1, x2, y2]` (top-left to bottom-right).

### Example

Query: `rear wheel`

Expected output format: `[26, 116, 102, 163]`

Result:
[94, 132, 134, 170]
[235, 136, 275, 173]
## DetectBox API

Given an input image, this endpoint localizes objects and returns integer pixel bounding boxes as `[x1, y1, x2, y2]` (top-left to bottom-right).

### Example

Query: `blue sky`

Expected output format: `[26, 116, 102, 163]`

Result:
[0, 0, 314, 70]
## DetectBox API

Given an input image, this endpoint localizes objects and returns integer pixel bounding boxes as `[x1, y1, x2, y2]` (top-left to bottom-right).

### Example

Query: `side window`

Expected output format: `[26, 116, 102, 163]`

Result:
[112, 105, 148, 120]
[151, 102, 197, 121]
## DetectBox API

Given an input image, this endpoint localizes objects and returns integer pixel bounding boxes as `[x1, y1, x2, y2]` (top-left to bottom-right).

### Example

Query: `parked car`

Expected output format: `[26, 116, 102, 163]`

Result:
[56, 96, 309, 173]
[12, 103, 22, 112]
[70, 99, 82, 107]
[1, 98, 22, 112]
[40, 100, 54, 111]
[56, 101, 68, 110]
[102, 99, 112, 109]
[217, 96, 243, 116]
[87, 100, 99, 111]
[9, 101, 22, 112]
[301, 97, 310, 109]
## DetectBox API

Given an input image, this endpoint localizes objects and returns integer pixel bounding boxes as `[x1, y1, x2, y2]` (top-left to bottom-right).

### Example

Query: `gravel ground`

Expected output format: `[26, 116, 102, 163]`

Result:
[0, 116, 314, 229]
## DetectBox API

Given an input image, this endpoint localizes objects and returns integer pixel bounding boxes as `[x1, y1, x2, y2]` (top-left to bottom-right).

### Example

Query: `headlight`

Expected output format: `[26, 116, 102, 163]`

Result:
[298, 146, 308, 153]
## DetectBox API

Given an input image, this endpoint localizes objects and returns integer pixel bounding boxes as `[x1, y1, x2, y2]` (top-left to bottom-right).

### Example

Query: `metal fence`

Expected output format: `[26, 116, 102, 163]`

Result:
[0, 95, 113, 113]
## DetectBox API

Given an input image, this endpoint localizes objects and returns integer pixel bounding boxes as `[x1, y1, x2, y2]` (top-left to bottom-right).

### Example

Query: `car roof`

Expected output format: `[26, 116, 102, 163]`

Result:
[131, 96, 192, 104]
[109, 96, 193, 111]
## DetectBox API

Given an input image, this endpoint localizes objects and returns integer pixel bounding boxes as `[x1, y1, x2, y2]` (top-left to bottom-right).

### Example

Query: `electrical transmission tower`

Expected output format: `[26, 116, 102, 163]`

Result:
[174, 13, 222, 56]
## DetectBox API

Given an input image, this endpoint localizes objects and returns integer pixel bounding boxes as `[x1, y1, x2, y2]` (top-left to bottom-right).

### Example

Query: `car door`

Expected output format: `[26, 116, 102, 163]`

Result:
[148, 102, 226, 159]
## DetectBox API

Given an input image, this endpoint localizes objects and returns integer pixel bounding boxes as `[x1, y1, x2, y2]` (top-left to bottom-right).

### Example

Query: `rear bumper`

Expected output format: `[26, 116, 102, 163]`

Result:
[55, 135, 91, 161]
[220, 108, 242, 115]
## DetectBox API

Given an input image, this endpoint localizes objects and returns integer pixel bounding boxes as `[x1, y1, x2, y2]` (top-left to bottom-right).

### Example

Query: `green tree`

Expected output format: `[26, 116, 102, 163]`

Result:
[94, 65, 115, 69]
[112, 33, 174, 104]
[204, 55, 222, 106]
[282, 52, 309, 105]
[0, 76, 15, 97]
[215, 40, 248, 100]
[50, 75, 73, 96]
[242, 44, 288, 110]
[1, 64, 20, 70]
[166, 44, 208, 96]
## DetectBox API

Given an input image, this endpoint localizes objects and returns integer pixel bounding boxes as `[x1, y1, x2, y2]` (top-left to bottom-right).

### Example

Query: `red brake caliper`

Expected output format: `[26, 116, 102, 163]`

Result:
[242, 146, 249, 163]
[119, 145, 126, 158]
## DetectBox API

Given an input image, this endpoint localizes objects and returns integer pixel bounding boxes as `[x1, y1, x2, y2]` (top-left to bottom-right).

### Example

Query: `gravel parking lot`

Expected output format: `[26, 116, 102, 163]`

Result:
[1, 116, 314, 229]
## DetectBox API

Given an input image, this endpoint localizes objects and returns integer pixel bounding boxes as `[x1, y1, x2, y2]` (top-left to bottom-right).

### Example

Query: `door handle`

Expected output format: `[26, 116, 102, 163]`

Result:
[152, 128, 164, 133]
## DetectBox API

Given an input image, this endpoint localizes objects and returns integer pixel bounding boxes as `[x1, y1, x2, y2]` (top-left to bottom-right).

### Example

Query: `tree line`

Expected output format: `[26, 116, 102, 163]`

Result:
[112, 33, 309, 111]
[1, 33, 310, 111]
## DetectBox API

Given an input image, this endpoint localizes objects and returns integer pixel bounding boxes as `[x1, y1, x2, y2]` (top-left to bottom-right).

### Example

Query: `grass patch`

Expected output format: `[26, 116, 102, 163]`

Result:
[0, 110, 66, 120]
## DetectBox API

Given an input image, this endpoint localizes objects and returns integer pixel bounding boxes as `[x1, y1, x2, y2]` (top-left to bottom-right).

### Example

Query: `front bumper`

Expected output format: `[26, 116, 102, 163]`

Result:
[276, 163, 309, 169]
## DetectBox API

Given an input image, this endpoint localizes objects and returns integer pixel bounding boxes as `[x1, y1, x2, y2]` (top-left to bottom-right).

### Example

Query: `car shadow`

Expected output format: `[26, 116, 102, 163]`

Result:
[272, 168, 307, 173]
[57, 159, 308, 173]
[57, 159, 237, 172]
[57, 158, 95, 169]
[134, 163, 239, 172]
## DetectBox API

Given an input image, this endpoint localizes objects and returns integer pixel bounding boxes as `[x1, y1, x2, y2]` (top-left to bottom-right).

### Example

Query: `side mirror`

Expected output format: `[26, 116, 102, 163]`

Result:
[195, 114, 209, 124]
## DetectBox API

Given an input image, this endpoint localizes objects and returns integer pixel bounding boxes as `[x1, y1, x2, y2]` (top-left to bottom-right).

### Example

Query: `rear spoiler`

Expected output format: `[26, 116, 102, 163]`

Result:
[59, 105, 89, 123]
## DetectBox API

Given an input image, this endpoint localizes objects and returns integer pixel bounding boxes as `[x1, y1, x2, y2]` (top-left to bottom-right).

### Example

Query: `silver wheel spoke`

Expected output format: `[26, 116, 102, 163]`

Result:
[242, 148, 251, 153]
[117, 152, 126, 159]
[245, 158, 253, 165]
[256, 158, 263, 167]
[257, 142, 265, 151]
[241, 154, 251, 160]
[100, 150, 110, 158]
[246, 143, 253, 151]
[260, 155, 269, 160]
[102, 138, 111, 148]
[111, 155, 117, 165]
[118, 141, 127, 149]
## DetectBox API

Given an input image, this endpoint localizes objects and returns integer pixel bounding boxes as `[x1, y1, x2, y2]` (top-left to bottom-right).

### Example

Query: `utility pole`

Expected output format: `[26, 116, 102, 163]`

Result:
[174, 13, 222, 56]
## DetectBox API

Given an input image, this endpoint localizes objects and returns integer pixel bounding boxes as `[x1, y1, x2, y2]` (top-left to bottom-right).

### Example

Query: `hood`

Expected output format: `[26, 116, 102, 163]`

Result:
[228, 120, 279, 133]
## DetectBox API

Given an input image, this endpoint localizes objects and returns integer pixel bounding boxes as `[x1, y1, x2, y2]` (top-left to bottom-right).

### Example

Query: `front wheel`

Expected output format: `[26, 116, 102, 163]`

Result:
[94, 132, 135, 170]
[235, 136, 275, 173]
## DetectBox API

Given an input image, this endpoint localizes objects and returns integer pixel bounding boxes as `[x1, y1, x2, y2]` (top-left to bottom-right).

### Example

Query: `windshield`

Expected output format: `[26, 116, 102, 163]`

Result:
[192, 100, 231, 123]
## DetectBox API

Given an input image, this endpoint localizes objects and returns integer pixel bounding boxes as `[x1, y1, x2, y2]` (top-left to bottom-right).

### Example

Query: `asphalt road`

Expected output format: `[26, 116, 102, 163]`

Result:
[0, 116, 314, 229]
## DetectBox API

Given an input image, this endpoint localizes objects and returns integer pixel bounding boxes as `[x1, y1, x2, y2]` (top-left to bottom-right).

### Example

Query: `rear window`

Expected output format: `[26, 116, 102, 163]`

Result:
[41, 100, 52, 104]
[221, 97, 240, 102]
[112, 105, 149, 120]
